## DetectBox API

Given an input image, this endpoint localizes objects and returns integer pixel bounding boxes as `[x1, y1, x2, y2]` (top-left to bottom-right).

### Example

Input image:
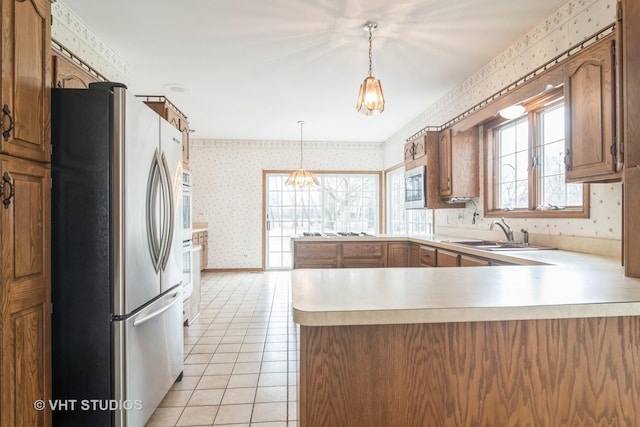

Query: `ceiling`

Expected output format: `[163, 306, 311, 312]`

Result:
[60, 0, 567, 142]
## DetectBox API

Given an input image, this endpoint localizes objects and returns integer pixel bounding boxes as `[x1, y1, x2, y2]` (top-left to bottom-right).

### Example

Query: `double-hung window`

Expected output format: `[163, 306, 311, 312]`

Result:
[485, 89, 588, 218]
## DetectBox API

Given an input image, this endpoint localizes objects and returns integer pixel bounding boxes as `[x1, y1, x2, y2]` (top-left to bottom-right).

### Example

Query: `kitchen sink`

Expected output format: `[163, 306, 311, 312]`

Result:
[444, 240, 556, 251]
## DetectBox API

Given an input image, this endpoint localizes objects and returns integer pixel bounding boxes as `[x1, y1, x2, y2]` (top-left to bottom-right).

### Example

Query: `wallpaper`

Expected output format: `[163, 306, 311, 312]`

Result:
[384, 0, 621, 247]
[189, 140, 384, 269]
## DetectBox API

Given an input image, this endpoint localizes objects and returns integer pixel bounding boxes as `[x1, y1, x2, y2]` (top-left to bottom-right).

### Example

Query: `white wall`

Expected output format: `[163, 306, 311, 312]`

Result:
[190, 140, 383, 269]
[382, 0, 621, 248]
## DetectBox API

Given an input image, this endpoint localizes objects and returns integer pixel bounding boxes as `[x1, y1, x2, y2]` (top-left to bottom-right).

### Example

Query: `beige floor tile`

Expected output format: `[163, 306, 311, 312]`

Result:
[170, 376, 200, 391]
[213, 403, 253, 424]
[176, 405, 218, 426]
[251, 402, 287, 423]
[260, 361, 287, 373]
[203, 363, 234, 376]
[255, 386, 287, 403]
[145, 407, 183, 426]
[209, 353, 237, 364]
[159, 390, 193, 407]
[227, 373, 259, 388]
[215, 343, 242, 353]
[185, 353, 213, 365]
[221, 387, 256, 404]
[232, 362, 261, 374]
[262, 351, 287, 362]
[258, 373, 288, 387]
[183, 364, 207, 377]
[188, 389, 225, 406]
[235, 352, 263, 363]
[191, 344, 218, 354]
[197, 375, 230, 390]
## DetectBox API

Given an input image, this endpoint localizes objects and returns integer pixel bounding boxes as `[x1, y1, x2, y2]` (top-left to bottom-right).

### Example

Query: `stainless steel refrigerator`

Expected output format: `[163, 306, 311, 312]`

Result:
[51, 82, 184, 427]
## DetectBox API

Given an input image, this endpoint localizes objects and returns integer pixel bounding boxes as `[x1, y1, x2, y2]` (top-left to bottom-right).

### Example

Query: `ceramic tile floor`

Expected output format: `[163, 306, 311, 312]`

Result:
[146, 271, 299, 427]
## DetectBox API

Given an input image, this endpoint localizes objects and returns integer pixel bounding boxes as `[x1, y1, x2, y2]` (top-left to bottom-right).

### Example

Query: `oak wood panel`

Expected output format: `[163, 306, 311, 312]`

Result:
[623, 0, 640, 278]
[0, 156, 51, 427]
[0, 0, 51, 162]
[564, 34, 619, 182]
[299, 323, 447, 427]
[299, 317, 640, 427]
[409, 243, 419, 267]
[418, 245, 436, 267]
[341, 242, 385, 258]
[438, 129, 452, 197]
[424, 132, 465, 209]
[341, 258, 385, 268]
[450, 127, 479, 198]
[293, 242, 339, 269]
[386, 243, 409, 267]
[459, 254, 490, 266]
[51, 53, 98, 89]
[436, 249, 460, 267]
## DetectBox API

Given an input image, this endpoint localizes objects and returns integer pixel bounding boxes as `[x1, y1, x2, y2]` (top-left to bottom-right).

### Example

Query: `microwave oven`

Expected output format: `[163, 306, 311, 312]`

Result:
[404, 165, 427, 209]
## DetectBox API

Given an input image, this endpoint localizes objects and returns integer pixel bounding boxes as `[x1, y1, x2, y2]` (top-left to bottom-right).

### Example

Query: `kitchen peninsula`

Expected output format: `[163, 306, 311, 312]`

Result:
[292, 236, 640, 426]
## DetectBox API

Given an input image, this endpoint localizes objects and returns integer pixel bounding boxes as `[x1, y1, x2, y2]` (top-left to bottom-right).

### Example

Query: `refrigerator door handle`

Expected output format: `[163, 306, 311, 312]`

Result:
[146, 150, 164, 272]
[159, 152, 175, 270]
[133, 290, 181, 327]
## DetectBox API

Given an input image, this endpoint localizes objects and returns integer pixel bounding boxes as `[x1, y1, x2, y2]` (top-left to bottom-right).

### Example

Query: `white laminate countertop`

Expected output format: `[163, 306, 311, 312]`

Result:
[291, 235, 640, 326]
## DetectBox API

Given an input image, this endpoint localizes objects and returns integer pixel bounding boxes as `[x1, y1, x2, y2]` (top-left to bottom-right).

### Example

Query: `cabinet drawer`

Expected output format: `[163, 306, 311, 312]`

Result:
[295, 243, 339, 259]
[341, 243, 384, 258]
[342, 258, 385, 268]
[418, 246, 436, 267]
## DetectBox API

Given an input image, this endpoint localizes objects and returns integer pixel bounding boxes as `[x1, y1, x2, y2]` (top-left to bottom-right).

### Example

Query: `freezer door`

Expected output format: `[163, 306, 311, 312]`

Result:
[113, 288, 184, 427]
[113, 88, 162, 315]
[159, 119, 183, 293]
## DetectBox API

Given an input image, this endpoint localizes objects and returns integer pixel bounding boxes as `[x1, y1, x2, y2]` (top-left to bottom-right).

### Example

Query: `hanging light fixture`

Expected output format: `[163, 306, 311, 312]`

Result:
[286, 121, 319, 187]
[356, 21, 385, 115]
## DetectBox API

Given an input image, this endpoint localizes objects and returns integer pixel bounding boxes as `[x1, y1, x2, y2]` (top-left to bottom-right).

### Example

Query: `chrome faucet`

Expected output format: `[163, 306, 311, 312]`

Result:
[490, 217, 514, 242]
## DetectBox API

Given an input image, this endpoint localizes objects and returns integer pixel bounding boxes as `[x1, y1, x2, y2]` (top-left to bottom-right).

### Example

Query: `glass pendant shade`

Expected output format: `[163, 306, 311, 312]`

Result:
[286, 169, 320, 187]
[356, 21, 385, 115]
[286, 120, 319, 187]
[356, 76, 385, 115]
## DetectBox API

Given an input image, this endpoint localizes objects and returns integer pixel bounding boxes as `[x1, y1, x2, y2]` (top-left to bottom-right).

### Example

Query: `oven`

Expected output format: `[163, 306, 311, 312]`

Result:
[182, 170, 193, 242]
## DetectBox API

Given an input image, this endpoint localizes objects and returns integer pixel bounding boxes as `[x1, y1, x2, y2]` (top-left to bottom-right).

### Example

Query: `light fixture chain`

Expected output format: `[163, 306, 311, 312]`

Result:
[368, 29, 373, 77]
[299, 121, 304, 168]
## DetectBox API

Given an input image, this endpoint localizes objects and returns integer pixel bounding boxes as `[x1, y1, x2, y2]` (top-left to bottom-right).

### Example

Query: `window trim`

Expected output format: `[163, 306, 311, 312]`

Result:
[483, 91, 589, 219]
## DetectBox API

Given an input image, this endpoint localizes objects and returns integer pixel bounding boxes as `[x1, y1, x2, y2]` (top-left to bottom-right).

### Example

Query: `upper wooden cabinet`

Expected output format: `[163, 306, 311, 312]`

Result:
[52, 53, 99, 89]
[139, 96, 191, 165]
[438, 129, 453, 196]
[564, 33, 621, 183]
[404, 137, 426, 162]
[437, 127, 479, 200]
[0, 0, 51, 162]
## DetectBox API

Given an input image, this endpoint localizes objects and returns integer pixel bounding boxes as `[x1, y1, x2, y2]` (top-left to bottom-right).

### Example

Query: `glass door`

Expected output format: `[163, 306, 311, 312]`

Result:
[265, 173, 380, 269]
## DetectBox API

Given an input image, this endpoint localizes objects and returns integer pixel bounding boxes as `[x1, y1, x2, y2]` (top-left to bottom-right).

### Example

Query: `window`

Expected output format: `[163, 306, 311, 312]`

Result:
[386, 167, 433, 236]
[485, 90, 588, 218]
[266, 172, 380, 269]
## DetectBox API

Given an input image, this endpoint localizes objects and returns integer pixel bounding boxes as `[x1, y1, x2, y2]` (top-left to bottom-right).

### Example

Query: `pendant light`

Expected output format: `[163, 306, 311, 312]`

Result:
[356, 21, 385, 115]
[286, 121, 319, 187]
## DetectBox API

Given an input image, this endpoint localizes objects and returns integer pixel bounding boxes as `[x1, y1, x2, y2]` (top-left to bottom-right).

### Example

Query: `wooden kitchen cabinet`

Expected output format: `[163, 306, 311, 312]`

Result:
[341, 242, 386, 268]
[409, 243, 420, 267]
[437, 249, 460, 267]
[387, 243, 409, 267]
[460, 254, 491, 267]
[140, 96, 191, 165]
[438, 129, 453, 197]
[438, 127, 479, 200]
[564, 33, 620, 183]
[293, 242, 340, 268]
[418, 245, 437, 267]
[0, 156, 52, 427]
[0, 0, 51, 163]
[0, 0, 52, 425]
[51, 52, 100, 89]
[404, 137, 426, 162]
